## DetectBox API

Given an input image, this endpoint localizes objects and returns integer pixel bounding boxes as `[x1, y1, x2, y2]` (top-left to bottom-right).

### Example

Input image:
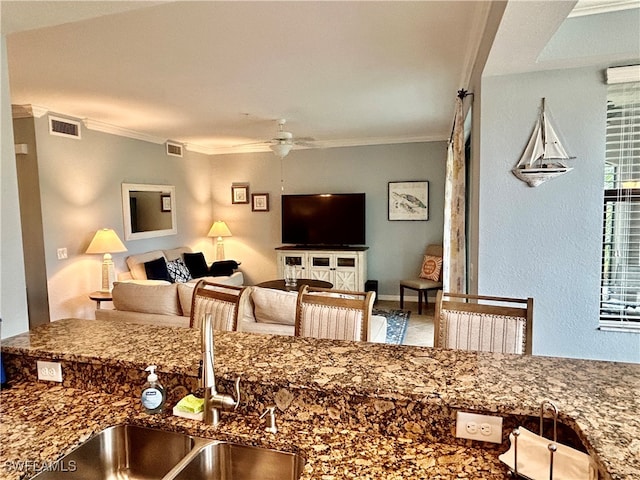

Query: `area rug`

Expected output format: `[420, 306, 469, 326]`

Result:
[373, 308, 411, 345]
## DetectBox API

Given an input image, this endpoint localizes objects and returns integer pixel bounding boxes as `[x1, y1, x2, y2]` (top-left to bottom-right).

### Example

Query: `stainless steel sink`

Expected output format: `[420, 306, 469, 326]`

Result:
[31, 425, 198, 480]
[31, 424, 305, 480]
[170, 442, 306, 480]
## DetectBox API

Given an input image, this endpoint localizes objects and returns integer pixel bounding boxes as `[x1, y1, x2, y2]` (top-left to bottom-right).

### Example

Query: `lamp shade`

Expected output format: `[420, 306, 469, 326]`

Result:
[270, 143, 293, 158]
[86, 228, 127, 254]
[208, 221, 232, 238]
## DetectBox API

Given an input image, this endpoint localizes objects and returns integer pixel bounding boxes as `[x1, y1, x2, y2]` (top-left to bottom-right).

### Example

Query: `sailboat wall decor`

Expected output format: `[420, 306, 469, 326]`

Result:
[512, 98, 575, 187]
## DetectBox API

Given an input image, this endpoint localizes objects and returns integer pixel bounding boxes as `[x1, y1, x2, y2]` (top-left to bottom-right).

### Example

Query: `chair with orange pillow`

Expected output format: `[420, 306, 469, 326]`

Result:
[399, 244, 443, 314]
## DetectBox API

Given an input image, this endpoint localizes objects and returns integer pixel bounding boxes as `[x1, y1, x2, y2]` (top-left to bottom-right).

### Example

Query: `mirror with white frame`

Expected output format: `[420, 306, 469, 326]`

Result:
[122, 183, 177, 240]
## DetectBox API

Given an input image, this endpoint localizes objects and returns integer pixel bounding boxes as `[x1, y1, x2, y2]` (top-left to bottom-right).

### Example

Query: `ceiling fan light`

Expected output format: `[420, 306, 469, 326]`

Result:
[270, 143, 293, 158]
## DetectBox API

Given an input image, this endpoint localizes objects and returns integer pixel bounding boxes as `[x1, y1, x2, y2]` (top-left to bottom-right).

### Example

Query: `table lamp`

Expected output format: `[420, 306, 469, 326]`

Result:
[86, 228, 128, 292]
[208, 221, 232, 260]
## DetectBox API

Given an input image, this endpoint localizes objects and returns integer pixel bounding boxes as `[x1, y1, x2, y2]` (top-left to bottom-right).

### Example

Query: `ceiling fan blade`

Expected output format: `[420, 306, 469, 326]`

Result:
[293, 140, 317, 147]
[234, 119, 319, 151]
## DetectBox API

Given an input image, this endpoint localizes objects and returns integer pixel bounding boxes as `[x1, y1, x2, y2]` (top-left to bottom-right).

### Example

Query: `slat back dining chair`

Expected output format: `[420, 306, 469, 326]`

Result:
[434, 291, 533, 354]
[189, 280, 247, 330]
[295, 285, 375, 342]
[399, 244, 443, 314]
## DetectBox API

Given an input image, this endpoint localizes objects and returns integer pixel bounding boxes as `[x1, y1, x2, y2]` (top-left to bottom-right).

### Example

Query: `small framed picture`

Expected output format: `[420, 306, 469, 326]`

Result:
[161, 194, 172, 212]
[388, 181, 429, 221]
[251, 193, 270, 212]
[231, 184, 249, 204]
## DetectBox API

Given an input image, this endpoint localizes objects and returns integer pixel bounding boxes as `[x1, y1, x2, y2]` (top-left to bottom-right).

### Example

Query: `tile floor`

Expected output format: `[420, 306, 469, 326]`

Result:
[376, 299, 434, 347]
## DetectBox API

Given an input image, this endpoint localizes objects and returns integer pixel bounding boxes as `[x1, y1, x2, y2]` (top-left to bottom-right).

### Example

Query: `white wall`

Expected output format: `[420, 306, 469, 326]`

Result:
[211, 142, 447, 296]
[478, 66, 639, 362]
[0, 36, 29, 338]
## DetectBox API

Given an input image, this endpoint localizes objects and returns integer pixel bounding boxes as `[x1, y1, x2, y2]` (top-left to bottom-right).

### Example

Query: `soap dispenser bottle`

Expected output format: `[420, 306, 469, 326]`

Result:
[141, 365, 165, 414]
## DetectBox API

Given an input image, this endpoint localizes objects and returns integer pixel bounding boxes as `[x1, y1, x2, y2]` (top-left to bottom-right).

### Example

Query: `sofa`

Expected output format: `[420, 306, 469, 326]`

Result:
[96, 282, 192, 327]
[96, 282, 388, 343]
[239, 286, 387, 342]
[95, 246, 244, 326]
[117, 246, 244, 286]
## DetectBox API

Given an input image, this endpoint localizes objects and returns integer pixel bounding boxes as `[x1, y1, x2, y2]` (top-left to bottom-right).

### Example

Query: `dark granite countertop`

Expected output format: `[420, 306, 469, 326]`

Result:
[1, 318, 638, 479]
[0, 382, 509, 480]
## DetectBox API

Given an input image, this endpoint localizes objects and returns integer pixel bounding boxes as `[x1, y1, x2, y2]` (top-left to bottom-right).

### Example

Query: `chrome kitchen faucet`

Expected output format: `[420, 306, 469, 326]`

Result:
[200, 313, 240, 426]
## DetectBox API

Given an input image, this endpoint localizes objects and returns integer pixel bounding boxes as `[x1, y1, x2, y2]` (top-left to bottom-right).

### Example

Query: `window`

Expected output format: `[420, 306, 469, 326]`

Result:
[599, 66, 640, 331]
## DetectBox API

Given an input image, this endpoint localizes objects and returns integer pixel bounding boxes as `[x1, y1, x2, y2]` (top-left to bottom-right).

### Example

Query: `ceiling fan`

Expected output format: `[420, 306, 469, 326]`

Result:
[236, 119, 315, 158]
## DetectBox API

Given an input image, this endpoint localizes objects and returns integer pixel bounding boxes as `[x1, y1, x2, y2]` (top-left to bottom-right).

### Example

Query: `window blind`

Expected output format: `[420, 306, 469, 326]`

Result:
[600, 67, 640, 331]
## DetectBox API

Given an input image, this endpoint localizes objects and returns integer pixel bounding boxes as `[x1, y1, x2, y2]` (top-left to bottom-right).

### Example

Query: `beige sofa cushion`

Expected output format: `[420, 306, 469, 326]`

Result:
[122, 279, 171, 286]
[251, 287, 297, 325]
[96, 309, 190, 328]
[112, 282, 181, 316]
[177, 282, 196, 317]
[369, 315, 387, 343]
[125, 250, 166, 280]
[164, 246, 192, 262]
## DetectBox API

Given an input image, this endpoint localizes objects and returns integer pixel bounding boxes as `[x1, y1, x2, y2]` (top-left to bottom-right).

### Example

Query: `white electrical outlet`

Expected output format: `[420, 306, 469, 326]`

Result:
[57, 248, 68, 260]
[37, 361, 63, 382]
[456, 411, 503, 443]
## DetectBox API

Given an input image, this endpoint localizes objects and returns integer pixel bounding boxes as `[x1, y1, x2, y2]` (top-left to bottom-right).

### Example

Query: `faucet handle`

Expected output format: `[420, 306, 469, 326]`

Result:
[216, 376, 241, 411]
[260, 404, 278, 434]
[232, 377, 241, 410]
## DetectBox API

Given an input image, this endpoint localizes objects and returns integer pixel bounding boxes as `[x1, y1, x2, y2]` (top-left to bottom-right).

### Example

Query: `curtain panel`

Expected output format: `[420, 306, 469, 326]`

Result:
[443, 94, 466, 293]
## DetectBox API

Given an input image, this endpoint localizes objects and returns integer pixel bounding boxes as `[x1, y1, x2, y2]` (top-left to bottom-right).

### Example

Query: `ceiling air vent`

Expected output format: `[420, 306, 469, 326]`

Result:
[49, 116, 81, 139]
[166, 141, 183, 157]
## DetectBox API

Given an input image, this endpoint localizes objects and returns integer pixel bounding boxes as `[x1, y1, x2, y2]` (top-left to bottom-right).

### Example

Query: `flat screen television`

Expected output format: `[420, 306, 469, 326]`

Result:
[281, 193, 366, 246]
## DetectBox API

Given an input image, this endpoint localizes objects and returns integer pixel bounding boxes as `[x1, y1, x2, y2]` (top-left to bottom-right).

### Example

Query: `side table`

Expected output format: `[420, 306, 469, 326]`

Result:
[89, 291, 113, 309]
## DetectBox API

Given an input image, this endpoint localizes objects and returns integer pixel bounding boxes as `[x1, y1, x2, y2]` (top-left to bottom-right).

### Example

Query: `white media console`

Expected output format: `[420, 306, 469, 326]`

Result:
[276, 246, 368, 292]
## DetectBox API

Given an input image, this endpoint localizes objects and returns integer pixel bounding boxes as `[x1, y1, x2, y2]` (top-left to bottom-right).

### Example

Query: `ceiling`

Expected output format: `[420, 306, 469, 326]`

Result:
[2, 1, 639, 156]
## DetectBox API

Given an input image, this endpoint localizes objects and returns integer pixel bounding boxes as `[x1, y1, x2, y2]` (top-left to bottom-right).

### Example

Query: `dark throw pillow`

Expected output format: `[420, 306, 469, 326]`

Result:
[183, 252, 209, 278]
[209, 260, 239, 277]
[166, 258, 193, 283]
[144, 257, 172, 282]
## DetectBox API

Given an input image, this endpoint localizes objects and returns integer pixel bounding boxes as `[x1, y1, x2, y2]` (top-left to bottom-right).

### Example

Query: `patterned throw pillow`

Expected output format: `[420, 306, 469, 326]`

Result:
[419, 255, 442, 281]
[167, 258, 193, 283]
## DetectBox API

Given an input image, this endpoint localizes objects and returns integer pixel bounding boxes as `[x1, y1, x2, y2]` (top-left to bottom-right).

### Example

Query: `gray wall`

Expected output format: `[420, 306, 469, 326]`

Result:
[10, 112, 446, 323]
[210, 143, 447, 295]
[1, 36, 29, 338]
[25, 114, 213, 321]
[477, 66, 639, 362]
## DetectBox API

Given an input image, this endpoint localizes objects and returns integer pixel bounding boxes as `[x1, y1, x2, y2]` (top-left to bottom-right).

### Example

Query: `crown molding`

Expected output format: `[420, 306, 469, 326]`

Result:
[184, 143, 220, 155]
[12, 104, 445, 155]
[12, 104, 48, 118]
[82, 119, 166, 144]
[569, 0, 639, 18]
